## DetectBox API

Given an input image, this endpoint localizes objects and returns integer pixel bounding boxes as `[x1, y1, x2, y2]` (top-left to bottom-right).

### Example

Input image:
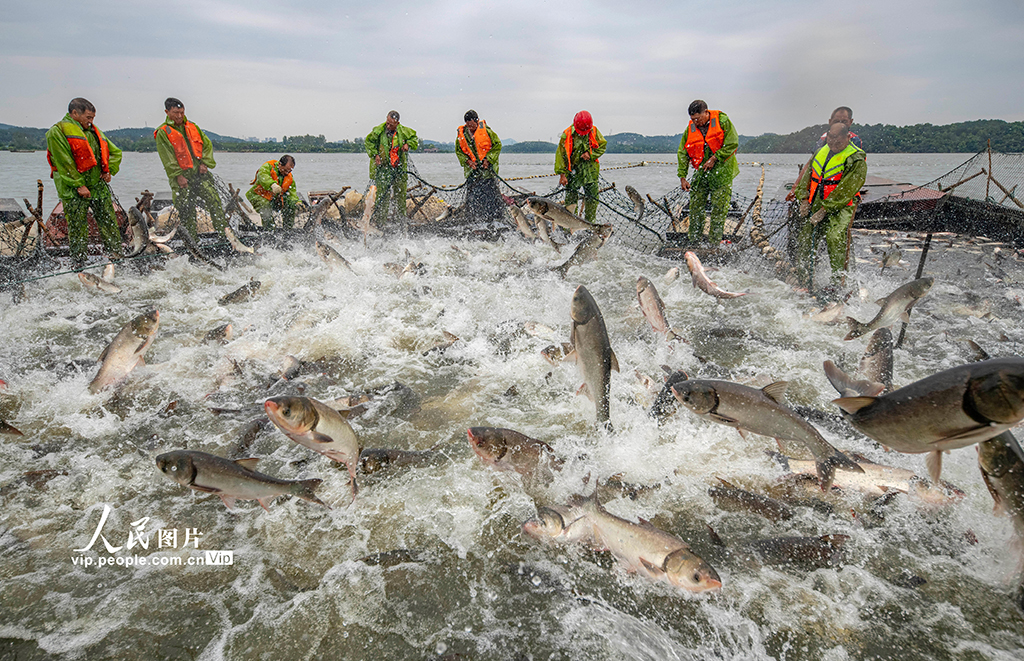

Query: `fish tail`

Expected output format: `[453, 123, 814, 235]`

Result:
[293, 478, 330, 509]
[815, 449, 864, 492]
[844, 318, 867, 341]
[766, 450, 790, 471]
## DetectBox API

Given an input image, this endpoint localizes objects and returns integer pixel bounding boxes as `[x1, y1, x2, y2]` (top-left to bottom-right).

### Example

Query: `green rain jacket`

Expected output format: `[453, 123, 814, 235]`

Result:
[247, 160, 302, 207]
[456, 123, 502, 179]
[46, 114, 123, 200]
[676, 111, 740, 181]
[154, 116, 217, 192]
[365, 123, 419, 178]
[555, 127, 607, 184]
[793, 146, 867, 214]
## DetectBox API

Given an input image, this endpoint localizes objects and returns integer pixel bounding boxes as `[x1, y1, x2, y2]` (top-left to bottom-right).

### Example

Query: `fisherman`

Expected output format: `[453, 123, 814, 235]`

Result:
[677, 100, 739, 245]
[456, 110, 504, 221]
[555, 111, 607, 225]
[45, 97, 124, 267]
[792, 122, 867, 293]
[786, 106, 862, 201]
[154, 98, 227, 240]
[365, 110, 418, 225]
[246, 155, 301, 229]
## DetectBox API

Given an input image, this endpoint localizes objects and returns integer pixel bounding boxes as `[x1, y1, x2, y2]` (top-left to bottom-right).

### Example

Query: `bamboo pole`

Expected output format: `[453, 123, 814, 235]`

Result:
[895, 231, 933, 349]
[988, 173, 1024, 210]
[986, 140, 992, 201]
[937, 169, 986, 193]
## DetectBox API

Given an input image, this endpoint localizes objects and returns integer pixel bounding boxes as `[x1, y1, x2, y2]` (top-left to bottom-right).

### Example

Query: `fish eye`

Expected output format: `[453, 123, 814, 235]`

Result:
[693, 572, 701, 583]
[170, 465, 177, 471]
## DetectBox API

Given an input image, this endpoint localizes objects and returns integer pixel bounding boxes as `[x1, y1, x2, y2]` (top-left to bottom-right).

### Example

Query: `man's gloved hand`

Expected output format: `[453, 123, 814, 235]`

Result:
[271, 183, 283, 196]
[810, 208, 827, 225]
[798, 200, 810, 217]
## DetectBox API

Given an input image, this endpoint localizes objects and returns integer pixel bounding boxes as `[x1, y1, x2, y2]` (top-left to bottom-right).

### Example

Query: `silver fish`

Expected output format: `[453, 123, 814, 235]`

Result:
[510, 205, 537, 239]
[671, 378, 863, 490]
[467, 427, 564, 487]
[624, 185, 645, 224]
[522, 504, 597, 546]
[663, 266, 680, 284]
[316, 241, 353, 272]
[709, 478, 795, 522]
[126, 206, 151, 258]
[567, 492, 722, 592]
[358, 448, 435, 475]
[978, 431, 1024, 537]
[683, 251, 747, 299]
[569, 285, 619, 427]
[533, 214, 560, 253]
[552, 230, 608, 279]
[844, 277, 933, 341]
[264, 396, 362, 502]
[88, 310, 159, 394]
[636, 276, 681, 341]
[224, 226, 255, 254]
[78, 272, 121, 294]
[526, 196, 610, 235]
[102, 263, 115, 283]
[857, 328, 894, 393]
[156, 449, 327, 511]
[204, 323, 234, 343]
[831, 357, 1024, 483]
[219, 280, 261, 305]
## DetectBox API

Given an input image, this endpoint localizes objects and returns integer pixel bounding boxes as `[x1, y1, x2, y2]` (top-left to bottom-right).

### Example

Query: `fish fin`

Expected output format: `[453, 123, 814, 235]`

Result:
[294, 478, 330, 509]
[219, 495, 238, 510]
[930, 425, 1005, 445]
[980, 471, 1005, 514]
[705, 524, 726, 547]
[766, 450, 790, 471]
[816, 461, 836, 492]
[610, 350, 620, 373]
[97, 345, 110, 362]
[874, 298, 887, 307]
[257, 497, 273, 512]
[833, 396, 877, 415]
[234, 458, 259, 471]
[707, 413, 739, 425]
[925, 450, 943, 485]
[563, 347, 578, 363]
[639, 557, 666, 577]
[844, 318, 867, 341]
[577, 383, 593, 401]
[761, 381, 788, 404]
[310, 431, 336, 444]
[899, 311, 911, 323]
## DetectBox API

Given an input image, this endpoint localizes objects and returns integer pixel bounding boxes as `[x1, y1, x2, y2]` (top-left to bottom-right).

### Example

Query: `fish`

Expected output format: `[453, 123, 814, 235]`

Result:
[663, 267, 680, 284]
[725, 533, 849, 569]
[569, 285, 619, 427]
[551, 229, 608, 279]
[218, 280, 261, 305]
[624, 185, 645, 224]
[316, 241, 353, 272]
[155, 449, 327, 511]
[467, 427, 564, 486]
[831, 357, 1024, 483]
[872, 243, 902, 272]
[540, 343, 575, 365]
[567, 492, 722, 592]
[78, 272, 121, 294]
[204, 323, 234, 343]
[509, 205, 536, 239]
[806, 301, 845, 324]
[823, 360, 885, 399]
[671, 378, 863, 490]
[683, 251, 748, 299]
[358, 448, 435, 474]
[769, 451, 965, 506]
[978, 431, 1024, 540]
[356, 184, 381, 245]
[526, 196, 610, 235]
[636, 276, 682, 341]
[423, 331, 459, 356]
[523, 321, 557, 340]
[1, 420, 23, 436]
[708, 478, 795, 522]
[102, 263, 115, 283]
[857, 328, 894, 393]
[648, 369, 690, 422]
[126, 206, 151, 258]
[149, 226, 177, 244]
[88, 310, 160, 394]
[533, 215, 560, 253]
[224, 226, 255, 254]
[264, 396, 362, 502]
[844, 277, 933, 341]
[522, 505, 597, 546]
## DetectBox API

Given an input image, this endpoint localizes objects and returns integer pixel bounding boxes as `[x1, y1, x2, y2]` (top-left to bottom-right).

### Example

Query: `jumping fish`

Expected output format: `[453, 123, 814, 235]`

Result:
[526, 196, 611, 235]
[218, 280, 261, 305]
[683, 251, 748, 299]
[224, 226, 255, 254]
[624, 185, 645, 224]
[316, 241, 353, 272]
[88, 310, 159, 393]
[551, 230, 608, 279]
[522, 504, 597, 546]
[844, 277, 933, 340]
[636, 276, 682, 341]
[156, 449, 327, 511]
[569, 285, 618, 427]
[78, 272, 121, 294]
[534, 214, 560, 253]
[126, 206, 151, 258]
[671, 378, 863, 490]
[510, 205, 537, 239]
[709, 478, 795, 522]
[831, 357, 1024, 483]
[467, 427, 564, 486]
[264, 396, 362, 502]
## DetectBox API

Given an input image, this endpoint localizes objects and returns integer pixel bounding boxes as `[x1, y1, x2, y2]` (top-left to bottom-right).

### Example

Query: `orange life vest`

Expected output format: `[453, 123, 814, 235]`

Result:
[684, 110, 725, 169]
[457, 121, 492, 164]
[380, 129, 401, 167]
[47, 120, 110, 178]
[250, 160, 294, 200]
[807, 143, 863, 207]
[156, 121, 206, 170]
[562, 126, 600, 172]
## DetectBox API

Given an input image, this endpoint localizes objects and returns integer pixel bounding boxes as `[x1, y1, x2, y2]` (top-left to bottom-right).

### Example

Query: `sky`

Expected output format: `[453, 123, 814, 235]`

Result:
[1, 0, 1022, 143]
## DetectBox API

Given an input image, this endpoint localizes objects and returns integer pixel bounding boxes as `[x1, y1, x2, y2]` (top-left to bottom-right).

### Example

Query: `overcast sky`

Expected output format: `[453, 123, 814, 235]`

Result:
[1, 0, 1021, 143]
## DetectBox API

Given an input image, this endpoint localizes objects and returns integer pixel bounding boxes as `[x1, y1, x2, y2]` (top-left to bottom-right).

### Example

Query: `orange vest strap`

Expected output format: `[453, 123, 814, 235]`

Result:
[563, 126, 600, 172]
[458, 121, 492, 163]
[684, 110, 725, 169]
[157, 122, 205, 170]
[251, 160, 294, 200]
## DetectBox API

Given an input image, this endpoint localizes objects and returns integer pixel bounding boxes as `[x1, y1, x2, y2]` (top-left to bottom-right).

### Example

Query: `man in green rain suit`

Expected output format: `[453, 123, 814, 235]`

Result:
[456, 109, 504, 221]
[792, 122, 867, 293]
[365, 110, 418, 225]
[246, 155, 301, 229]
[45, 97, 124, 266]
[677, 99, 739, 244]
[554, 110, 606, 224]
[154, 97, 227, 240]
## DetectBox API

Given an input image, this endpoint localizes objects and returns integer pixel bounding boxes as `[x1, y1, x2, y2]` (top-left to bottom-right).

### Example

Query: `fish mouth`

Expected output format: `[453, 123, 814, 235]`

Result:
[264, 400, 279, 415]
